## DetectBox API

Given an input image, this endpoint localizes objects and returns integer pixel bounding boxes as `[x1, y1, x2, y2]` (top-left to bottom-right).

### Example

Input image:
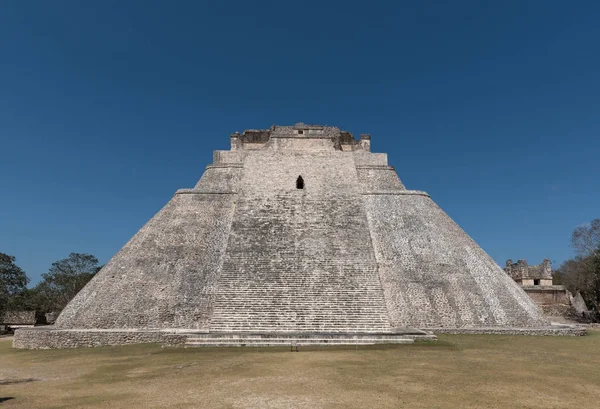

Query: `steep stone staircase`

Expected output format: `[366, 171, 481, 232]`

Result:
[209, 193, 392, 333]
[210, 261, 390, 332]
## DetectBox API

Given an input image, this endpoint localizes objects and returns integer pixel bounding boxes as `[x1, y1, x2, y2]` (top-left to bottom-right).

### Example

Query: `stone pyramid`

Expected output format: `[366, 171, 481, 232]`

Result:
[18, 124, 576, 348]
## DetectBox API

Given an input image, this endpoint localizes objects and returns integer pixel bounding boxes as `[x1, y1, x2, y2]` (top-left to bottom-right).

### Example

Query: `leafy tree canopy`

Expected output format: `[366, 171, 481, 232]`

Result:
[0, 253, 29, 315]
[35, 253, 99, 313]
[1, 252, 101, 320]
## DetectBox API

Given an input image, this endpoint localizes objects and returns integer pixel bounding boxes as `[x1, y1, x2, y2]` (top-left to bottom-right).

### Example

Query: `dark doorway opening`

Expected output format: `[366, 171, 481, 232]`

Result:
[534, 279, 540, 286]
[296, 176, 304, 189]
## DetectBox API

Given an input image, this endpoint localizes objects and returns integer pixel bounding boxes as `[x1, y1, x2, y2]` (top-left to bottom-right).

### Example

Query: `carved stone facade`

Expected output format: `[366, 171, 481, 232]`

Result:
[1, 311, 36, 333]
[17, 123, 580, 348]
[505, 259, 553, 286]
[504, 259, 576, 314]
[1, 311, 36, 325]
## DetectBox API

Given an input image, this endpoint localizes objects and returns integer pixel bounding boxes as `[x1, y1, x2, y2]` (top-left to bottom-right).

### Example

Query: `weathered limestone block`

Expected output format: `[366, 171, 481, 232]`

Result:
[363, 193, 546, 328]
[55, 192, 237, 330]
[13, 328, 187, 349]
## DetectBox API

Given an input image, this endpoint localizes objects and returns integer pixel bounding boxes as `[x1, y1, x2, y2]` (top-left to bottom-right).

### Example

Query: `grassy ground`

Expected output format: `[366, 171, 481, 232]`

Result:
[1, 331, 599, 409]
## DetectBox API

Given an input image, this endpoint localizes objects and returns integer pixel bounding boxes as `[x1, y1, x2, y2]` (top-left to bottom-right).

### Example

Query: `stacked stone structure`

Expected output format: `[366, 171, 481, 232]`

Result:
[1, 311, 36, 333]
[505, 259, 586, 315]
[505, 259, 553, 286]
[14, 124, 583, 348]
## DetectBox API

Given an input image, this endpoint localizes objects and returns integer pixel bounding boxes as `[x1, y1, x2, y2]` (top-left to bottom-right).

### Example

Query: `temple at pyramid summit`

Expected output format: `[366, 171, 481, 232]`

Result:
[14, 123, 584, 348]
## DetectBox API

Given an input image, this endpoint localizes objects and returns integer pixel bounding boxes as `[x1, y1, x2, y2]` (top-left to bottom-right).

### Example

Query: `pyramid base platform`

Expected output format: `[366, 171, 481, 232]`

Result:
[180, 330, 435, 347]
[13, 327, 435, 349]
[13, 324, 586, 349]
[424, 324, 586, 336]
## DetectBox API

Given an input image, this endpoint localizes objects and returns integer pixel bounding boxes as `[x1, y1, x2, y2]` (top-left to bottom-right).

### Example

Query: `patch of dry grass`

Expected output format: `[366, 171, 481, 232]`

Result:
[1, 331, 599, 408]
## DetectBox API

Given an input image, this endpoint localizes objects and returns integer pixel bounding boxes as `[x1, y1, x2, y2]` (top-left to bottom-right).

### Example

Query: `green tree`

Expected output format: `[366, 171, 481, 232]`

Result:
[35, 253, 99, 313]
[0, 253, 29, 316]
[585, 249, 600, 315]
[552, 269, 564, 285]
[561, 219, 600, 319]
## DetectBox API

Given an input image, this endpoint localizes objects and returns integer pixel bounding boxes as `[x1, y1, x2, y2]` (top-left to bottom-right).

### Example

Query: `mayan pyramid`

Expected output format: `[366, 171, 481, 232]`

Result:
[17, 124, 569, 348]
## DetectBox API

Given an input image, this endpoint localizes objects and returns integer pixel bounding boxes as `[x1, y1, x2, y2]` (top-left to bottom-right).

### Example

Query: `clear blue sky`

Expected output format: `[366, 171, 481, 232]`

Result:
[1, 1, 599, 285]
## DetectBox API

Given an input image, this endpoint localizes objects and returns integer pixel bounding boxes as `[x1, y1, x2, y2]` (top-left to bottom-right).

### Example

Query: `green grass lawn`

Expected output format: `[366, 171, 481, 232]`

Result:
[1, 331, 599, 409]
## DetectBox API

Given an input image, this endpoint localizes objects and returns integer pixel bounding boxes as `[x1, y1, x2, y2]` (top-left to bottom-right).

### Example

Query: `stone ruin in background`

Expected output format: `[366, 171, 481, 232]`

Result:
[505, 259, 588, 316]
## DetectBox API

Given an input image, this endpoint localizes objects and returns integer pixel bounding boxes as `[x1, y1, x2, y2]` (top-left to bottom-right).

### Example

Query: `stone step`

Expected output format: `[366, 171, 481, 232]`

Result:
[209, 319, 389, 323]
[209, 323, 390, 326]
[210, 318, 389, 322]
[183, 333, 418, 347]
[213, 288, 385, 292]
[212, 290, 385, 294]
[185, 339, 414, 347]
[210, 318, 388, 321]
[212, 293, 386, 297]
[208, 319, 391, 326]
[209, 328, 392, 331]
[212, 310, 387, 312]
[209, 193, 392, 334]
[209, 321, 390, 324]
[210, 313, 389, 316]
[208, 328, 393, 332]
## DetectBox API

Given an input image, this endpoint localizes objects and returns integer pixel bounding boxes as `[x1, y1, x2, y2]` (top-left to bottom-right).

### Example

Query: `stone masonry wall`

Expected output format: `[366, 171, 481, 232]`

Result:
[13, 328, 187, 349]
[1, 311, 36, 325]
[362, 193, 548, 328]
[56, 191, 238, 330]
[209, 144, 392, 332]
[524, 287, 570, 306]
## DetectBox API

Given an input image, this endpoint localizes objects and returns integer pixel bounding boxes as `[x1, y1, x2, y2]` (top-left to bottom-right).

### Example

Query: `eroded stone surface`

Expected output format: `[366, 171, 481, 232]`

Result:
[17, 124, 557, 348]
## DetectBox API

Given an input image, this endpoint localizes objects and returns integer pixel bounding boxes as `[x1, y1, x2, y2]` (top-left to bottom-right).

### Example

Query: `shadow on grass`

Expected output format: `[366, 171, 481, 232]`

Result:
[0, 378, 37, 385]
[0, 397, 15, 404]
